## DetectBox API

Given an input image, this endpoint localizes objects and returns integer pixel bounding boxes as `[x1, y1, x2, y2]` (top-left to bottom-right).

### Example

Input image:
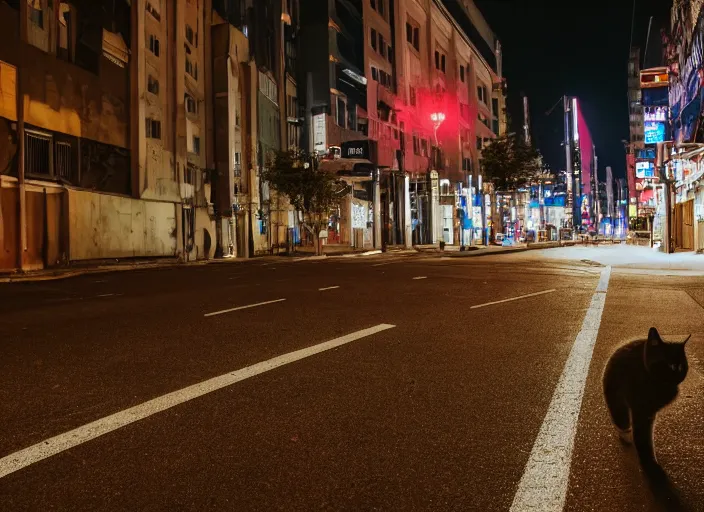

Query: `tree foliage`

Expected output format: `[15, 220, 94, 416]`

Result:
[479, 134, 544, 191]
[261, 150, 350, 252]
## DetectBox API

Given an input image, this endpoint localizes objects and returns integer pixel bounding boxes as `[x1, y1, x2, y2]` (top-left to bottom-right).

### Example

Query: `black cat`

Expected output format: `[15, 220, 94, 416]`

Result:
[603, 327, 690, 475]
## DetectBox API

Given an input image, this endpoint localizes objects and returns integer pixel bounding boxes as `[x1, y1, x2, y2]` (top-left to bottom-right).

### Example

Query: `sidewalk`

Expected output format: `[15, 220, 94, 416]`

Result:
[0, 246, 391, 283]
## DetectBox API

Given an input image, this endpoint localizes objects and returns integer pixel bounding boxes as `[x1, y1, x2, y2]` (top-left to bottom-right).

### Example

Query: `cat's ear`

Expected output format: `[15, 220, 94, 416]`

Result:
[648, 327, 663, 346]
[682, 334, 692, 346]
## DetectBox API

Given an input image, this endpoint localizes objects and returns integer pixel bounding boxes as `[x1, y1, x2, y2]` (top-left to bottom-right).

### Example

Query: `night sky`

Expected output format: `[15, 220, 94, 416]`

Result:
[474, 0, 672, 180]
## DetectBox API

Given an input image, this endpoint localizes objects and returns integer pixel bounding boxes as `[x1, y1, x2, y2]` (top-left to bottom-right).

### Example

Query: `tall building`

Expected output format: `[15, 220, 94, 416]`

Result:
[564, 97, 596, 229]
[298, 0, 378, 250]
[0, 0, 215, 272]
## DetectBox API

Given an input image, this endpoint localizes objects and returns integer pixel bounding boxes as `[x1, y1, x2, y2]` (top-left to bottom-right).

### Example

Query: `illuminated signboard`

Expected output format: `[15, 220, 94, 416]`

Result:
[643, 106, 668, 122]
[644, 122, 666, 144]
[636, 161, 657, 179]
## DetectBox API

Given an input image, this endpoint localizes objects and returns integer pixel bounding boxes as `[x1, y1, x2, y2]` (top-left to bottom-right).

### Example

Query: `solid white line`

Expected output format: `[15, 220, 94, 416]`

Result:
[510, 266, 611, 512]
[318, 286, 340, 291]
[0, 323, 395, 479]
[204, 298, 286, 317]
[412, 276, 427, 280]
[96, 294, 115, 298]
[470, 289, 557, 309]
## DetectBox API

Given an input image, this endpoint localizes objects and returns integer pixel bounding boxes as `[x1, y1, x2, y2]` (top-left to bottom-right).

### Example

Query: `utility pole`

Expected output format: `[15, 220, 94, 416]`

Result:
[522, 95, 531, 145]
[563, 96, 575, 232]
[656, 141, 673, 253]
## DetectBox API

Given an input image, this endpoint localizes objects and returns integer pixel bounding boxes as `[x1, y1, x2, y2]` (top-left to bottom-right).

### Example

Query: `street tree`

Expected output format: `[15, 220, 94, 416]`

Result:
[262, 149, 350, 255]
[480, 134, 544, 191]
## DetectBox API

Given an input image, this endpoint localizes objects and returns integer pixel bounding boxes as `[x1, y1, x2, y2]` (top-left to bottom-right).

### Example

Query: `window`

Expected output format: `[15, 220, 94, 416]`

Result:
[146, 118, 161, 139]
[186, 57, 198, 80]
[477, 85, 487, 103]
[441, 54, 446, 73]
[371, 66, 378, 81]
[413, 28, 419, 51]
[57, 2, 75, 62]
[387, 45, 393, 63]
[336, 97, 346, 127]
[378, 0, 384, 16]
[185, 24, 196, 47]
[29, 1, 43, 29]
[371, 28, 377, 51]
[146, 1, 161, 21]
[55, 141, 74, 182]
[413, 135, 420, 155]
[185, 93, 197, 114]
[409, 86, 416, 106]
[149, 35, 160, 57]
[379, 34, 385, 56]
[434, 51, 440, 70]
[460, 65, 465, 82]
[406, 23, 412, 44]
[148, 75, 160, 95]
[420, 139, 428, 157]
[192, 136, 201, 155]
[476, 136, 482, 150]
[348, 102, 357, 131]
[24, 131, 51, 177]
[371, 0, 375, 8]
[492, 98, 499, 116]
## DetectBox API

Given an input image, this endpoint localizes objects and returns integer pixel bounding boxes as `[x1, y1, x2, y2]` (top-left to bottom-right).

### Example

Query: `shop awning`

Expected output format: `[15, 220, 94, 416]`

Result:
[319, 158, 375, 181]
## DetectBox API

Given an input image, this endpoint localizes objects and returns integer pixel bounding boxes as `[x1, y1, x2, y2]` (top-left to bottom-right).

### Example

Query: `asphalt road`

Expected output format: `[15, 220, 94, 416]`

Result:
[1, 249, 703, 511]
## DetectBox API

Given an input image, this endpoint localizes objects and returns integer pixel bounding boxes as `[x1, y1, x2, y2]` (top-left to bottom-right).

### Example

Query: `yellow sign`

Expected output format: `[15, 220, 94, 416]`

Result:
[629, 205, 637, 218]
[0, 60, 17, 122]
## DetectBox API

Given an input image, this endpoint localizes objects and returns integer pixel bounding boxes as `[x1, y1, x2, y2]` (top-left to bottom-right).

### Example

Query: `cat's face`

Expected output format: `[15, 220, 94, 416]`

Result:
[644, 327, 690, 384]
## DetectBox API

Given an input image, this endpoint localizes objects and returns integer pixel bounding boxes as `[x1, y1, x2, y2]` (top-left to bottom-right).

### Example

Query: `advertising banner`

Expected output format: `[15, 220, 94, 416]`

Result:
[670, 10, 704, 143]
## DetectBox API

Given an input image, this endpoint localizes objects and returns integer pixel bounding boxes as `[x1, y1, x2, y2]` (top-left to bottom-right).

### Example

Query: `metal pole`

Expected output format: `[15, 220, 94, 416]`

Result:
[563, 96, 574, 232]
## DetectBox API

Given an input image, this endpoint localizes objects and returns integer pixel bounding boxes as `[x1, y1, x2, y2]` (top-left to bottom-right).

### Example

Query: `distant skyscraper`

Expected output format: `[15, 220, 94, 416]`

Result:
[606, 166, 614, 218]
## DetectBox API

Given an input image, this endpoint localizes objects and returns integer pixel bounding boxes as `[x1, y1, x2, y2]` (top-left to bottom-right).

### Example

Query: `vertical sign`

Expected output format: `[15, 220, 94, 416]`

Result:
[313, 113, 326, 153]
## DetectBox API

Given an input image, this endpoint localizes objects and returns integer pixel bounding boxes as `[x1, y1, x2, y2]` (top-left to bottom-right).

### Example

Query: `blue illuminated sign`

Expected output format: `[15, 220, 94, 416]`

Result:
[644, 122, 666, 144]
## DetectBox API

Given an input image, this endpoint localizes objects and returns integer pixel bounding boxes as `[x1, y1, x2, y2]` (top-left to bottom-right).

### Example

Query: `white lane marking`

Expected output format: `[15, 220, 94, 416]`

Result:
[318, 286, 340, 291]
[510, 266, 611, 512]
[412, 276, 427, 280]
[96, 294, 115, 298]
[204, 298, 286, 317]
[470, 289, 556, 309]
[0, 323, 396, 479]
[371, 260, 405, 267]
[595, 265, 611, 292]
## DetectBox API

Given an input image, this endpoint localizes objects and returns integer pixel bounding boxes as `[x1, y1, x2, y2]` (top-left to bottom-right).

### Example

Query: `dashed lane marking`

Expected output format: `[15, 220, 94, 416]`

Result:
[470, 289, 556, 309]
[204, 298, 286, 317]
[318, 286, 340, 291]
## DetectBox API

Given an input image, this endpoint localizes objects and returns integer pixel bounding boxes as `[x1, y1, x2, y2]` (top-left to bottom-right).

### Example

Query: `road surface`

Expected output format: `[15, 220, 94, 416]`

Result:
[1, 247, 703, 511]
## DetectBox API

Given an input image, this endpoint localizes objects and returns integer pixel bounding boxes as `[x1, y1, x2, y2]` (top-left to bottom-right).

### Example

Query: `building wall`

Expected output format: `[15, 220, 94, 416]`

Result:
[67, 188, 177, 260]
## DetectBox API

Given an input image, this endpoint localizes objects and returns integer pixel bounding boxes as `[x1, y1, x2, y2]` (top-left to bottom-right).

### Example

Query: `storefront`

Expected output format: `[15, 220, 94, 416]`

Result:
[318, 156, 380, 250]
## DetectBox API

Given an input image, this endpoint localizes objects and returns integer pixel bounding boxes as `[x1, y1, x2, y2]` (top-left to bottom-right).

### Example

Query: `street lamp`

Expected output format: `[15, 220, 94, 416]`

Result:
[430, 112, 445, 146]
